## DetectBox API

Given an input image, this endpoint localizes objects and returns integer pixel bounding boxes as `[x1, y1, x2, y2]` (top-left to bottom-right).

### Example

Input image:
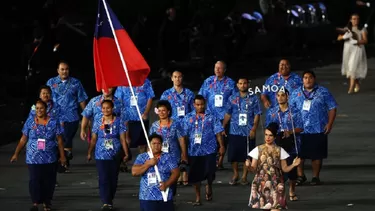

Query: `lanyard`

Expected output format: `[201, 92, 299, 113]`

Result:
[302, 86, 318, 100]
[101, 117, 115, 138]
[194, 114, 205, 132]
[277, 111, 290, 131]
[236, 95, 250, 112]
[47, 101, 53, 115]
[158, 119, 172, 141]
[34, 117, 48, 138]
[212, 76, 227, 93]
[173, 90, 186, 106]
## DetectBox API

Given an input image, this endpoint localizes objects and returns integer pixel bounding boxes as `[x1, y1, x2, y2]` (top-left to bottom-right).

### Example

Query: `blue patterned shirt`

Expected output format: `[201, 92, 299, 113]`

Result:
[115, 79, 155, 121]
[289, 85, 338, 134]
[28, 101, 62, 123]
[22, 117, 64, 164]
[134, 152, 178, 201]
[81, 95, 125, 122]
[91, 116, 127, 160]
[160, 87, 195, 122]
[262, 72, 302, 108]
[46, 76, 88, 122]
[182, 111, 224, 156]
[266, 105, 303, 154]
[149, 120, 183, 162]
[225, 93, 262, 136]
[198, 76, 237, 120]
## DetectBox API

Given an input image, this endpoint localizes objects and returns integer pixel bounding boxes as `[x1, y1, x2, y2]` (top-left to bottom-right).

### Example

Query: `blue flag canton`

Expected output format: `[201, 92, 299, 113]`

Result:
[94, 0, 124, 39]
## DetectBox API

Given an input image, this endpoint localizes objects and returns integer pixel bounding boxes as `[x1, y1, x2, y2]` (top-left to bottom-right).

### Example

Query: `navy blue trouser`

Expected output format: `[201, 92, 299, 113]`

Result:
[63, 121, 79, 149]
[96, 160, 121, 205]
[28, 163, 57, 205]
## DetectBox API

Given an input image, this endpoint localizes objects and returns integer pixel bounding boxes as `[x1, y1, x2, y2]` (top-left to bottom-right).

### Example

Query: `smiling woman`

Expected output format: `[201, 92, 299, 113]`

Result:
[10, 99, 67, 211]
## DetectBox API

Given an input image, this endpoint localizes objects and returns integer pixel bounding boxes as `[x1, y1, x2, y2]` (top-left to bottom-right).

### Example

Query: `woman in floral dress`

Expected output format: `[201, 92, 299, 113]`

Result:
[246, 123, 301, 210]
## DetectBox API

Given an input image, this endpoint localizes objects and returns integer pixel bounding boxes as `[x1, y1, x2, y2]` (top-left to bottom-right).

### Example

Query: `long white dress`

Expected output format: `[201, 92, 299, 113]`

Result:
[341, 27, 367, 79]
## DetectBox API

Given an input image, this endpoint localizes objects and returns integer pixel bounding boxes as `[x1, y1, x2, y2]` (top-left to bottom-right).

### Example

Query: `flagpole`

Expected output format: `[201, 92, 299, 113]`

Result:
[101, 0, 169, 201]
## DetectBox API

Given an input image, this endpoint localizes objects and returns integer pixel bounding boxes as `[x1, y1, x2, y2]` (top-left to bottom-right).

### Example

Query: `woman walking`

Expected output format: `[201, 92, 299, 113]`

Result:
[10, 99, 66, 211]
[338, 13, 368, 94]
[246, 123, 301, 210]
[87, 100, 130, 210]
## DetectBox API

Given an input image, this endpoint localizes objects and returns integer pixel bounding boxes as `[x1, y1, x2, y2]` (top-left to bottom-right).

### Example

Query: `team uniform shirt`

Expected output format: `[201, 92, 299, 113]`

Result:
[81, 95, 125, 122]
[47, 76, 88, 122]
[198, 76, 236, 120]
[22, 117, 64, 164]
[134, 152, 178, 201]
[262, 72, 302, 108]
[115, 79, 155, 121]
[182, 111, 224, 156]
[289, 85, 338, 134]
[91, 116, 127, 160]
[266, 105, 303, 154]
[225, 93, 262, 136]
[149, 120, 183, 162]
[160, 87, 195, 122]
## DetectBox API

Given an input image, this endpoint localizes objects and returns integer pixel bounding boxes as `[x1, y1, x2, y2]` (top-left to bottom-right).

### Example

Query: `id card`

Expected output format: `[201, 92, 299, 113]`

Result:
[37, 139, 46, 150]
[177, 106, 185, 117]
[302, 100, 311, 111]
[214, 94, 223, 107]
[130, 96, 138, 106]
[239, 113, 247, 126]
[147, 172, 157, 185]
[194, 133, 202, 144]
[162, 141, 169, 153]
[104, 139, 114, 150]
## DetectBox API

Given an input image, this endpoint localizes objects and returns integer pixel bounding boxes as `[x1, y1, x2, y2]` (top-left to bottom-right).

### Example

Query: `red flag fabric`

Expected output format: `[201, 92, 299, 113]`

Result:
[93, 0, 150, 92]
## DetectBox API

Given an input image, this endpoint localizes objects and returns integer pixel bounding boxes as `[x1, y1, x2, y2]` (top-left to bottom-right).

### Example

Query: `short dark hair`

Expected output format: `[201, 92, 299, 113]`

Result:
[156, 100, 172, 117]
[194, 95, 205, 103]
[35, 98, 47, 109]
[149, 133, 163, 143]
[237, 76, 249, 83]
[57, 60, 69, 68]
[101, 99, 114, 108]
[302, 70, 316, 79]
[39, 85, 52, 95]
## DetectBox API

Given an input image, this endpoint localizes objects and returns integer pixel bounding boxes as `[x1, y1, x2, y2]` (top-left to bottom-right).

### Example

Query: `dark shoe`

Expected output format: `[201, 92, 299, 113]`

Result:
[310, 177, 321, 185]
[296, 175, 307, 186]
[101, 204, 113, 210]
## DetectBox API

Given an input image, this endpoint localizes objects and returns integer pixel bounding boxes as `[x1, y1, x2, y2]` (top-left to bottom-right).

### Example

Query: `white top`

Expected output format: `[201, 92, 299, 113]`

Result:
[248, 146, 290, 160]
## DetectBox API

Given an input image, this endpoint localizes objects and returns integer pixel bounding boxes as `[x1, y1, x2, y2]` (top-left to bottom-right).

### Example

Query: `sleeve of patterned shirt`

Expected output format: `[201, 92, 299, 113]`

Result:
[213, 115, 224, 135]
[225, 95, 234, 116]
[145, 79, 155, 100]
[81, 97, 95, 118]
[291, 107, 304, 130]
[76, 80, 89, 103]
[21, 117, 33, 137]
[323, 88, 338, 110]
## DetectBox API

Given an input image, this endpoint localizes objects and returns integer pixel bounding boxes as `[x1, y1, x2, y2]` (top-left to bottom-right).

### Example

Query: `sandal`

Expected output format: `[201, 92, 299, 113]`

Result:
[296, 175, 307, 186]
[192, 201, 201, 206]
[229, 177, 239, 185]
[240, 179, 249, 185]
[289, 194, 299, 201]
[205, 185, 212, 201]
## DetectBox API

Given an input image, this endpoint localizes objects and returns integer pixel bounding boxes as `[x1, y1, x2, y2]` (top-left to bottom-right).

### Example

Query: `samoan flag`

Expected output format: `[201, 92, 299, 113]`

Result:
[93, 0, 150, 92]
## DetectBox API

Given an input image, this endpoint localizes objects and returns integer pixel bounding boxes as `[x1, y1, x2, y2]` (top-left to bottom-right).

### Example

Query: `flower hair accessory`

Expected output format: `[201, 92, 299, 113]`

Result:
[154, 107, 159, 115]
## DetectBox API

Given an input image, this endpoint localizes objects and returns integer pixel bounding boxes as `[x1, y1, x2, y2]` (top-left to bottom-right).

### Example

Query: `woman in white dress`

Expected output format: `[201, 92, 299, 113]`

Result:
[338, 14, 368, 94]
